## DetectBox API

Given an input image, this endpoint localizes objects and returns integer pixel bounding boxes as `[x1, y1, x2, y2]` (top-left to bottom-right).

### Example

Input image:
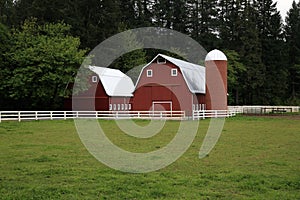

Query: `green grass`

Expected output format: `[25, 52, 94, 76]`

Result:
[0, 117, 299, 199]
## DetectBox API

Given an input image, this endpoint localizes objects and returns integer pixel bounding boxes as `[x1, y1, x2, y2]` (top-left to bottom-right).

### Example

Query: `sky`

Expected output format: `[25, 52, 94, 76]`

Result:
[276, 0, 295, 20]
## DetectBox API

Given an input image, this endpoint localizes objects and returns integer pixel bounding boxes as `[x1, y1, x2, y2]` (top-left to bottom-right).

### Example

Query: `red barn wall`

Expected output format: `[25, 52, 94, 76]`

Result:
[133, 61, 203, 114]
[68, 75, 109, 111]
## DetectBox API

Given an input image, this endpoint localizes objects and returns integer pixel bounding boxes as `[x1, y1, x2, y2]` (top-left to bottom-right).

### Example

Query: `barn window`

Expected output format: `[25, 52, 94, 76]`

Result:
[147, 69, 153, 77]
[109, 104, 112, 111]
[121, 104, 124, 110]
[171, 69, 178, 76]
[113, 104, 116, 111]
[92, 76, 98, 83]
[157, 57, 166, 64]
[128, 104, 132, 110]
[125, 104, 128, 110]
[117, 104, 120, 110]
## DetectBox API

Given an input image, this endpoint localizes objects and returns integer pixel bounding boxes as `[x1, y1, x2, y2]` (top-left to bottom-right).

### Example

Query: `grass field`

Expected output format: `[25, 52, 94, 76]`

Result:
[0, 116, 299, 199]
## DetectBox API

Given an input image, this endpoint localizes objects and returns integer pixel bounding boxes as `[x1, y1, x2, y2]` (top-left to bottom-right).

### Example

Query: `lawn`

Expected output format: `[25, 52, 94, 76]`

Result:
[0, 116, 299, 199]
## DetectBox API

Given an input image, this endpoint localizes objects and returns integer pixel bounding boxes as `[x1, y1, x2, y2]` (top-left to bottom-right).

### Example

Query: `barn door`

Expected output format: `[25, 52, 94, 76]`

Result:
[152, 101, 172, 112]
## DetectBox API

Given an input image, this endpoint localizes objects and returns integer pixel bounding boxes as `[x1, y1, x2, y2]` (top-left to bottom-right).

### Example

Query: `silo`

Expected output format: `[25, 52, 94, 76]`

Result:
[205, 49, 228, 110]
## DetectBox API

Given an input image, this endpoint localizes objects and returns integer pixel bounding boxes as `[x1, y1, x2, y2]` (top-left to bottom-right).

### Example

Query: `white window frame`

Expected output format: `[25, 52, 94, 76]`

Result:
[125, 104, 128, 110]
[171, 68, 178, 76]
[147, 69, 153, 77]
[92, 75, 98, 83]
[117, 104, 120, 110]
[109, 104, 112, 111]
[121, 104, 124, 110]
[113, 104, 116, 111]
[128, 104, 132, 110]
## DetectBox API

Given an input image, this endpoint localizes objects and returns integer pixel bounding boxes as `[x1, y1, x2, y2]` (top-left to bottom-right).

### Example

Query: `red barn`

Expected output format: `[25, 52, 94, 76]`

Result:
[67, 66, 134, 111]
[133, 54, 206, 115]
[65, 49, 228, 114]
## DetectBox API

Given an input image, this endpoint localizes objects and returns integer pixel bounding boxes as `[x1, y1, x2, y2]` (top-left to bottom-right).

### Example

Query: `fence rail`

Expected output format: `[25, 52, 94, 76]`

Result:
[192, 110, 240, 120]
[0, 110, 186, 122]
[228, 106, 300, 114]
[0, 110, 243, 122]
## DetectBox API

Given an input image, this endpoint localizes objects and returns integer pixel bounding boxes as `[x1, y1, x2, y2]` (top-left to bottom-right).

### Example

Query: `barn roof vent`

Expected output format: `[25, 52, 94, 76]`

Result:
[205, 49, 227, 61]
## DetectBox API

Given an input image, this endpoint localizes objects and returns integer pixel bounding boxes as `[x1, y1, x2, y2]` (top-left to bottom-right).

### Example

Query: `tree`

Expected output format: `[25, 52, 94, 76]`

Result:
[0, 0, 16, 26]
[224, 49, 246, 105]
[0, 23, 11, 109]
[4, 19, 87, 110]
[285, 0, 300, 104]
[188, 0, 219, 49]
[237, 1, 265, 104]
[255, 0, 288, 104]
[109, 29, 147, 74]
[218, 0, 244, 50]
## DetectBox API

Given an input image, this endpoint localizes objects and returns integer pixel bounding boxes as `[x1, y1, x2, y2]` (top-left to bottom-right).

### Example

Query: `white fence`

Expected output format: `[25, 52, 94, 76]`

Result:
[3, 106, 297, 122]
[0, 110, 242, 122]
[192, 110, 240, 120]
[228, 106, 300, 114]
[0, 111, 186, 122]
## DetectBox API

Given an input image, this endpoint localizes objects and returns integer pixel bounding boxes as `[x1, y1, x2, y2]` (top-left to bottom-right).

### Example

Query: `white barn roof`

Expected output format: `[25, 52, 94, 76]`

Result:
[89, 66, 135, 97]
[205, 49, 227, 61]
[137, 54, 206, 94]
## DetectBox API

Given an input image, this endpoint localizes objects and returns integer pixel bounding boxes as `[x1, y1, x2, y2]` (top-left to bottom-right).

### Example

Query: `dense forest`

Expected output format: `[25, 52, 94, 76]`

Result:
[0, 0, 300, 110]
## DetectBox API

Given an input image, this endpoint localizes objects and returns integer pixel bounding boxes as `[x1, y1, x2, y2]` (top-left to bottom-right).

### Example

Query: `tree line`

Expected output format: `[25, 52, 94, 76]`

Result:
[0, 0, 300, 110]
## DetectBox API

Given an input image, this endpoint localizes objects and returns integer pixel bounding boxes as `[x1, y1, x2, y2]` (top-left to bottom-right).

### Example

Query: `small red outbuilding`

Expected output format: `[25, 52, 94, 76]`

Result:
[66, 66, 134, 111]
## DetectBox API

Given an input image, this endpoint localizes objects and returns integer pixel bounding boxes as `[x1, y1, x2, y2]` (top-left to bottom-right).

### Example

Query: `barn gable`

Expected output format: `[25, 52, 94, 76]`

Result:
[89, 66, 134, 97]
[135, 54, 206, 94]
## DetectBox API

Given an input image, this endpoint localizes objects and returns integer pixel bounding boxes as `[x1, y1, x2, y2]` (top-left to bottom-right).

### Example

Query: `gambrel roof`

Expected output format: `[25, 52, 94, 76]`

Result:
[89, 66, 135, 97]
[136, 54, 206, 94]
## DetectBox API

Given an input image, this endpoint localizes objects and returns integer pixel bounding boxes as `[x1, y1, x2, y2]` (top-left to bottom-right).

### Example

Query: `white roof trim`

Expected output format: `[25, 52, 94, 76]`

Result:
[135, 54, 206, 94]
[89, 66, 134, 97]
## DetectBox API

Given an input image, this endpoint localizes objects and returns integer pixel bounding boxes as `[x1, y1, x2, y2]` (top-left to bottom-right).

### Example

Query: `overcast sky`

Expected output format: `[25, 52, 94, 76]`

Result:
[276, 0, 295, 20]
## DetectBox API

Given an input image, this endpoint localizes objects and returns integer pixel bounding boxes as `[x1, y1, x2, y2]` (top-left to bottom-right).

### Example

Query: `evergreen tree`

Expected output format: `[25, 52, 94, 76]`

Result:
[238, 1, 265, 104]
[255, 0, 288, 104]
[218, 0, 243, 50]
[152, 0, 189, 33]
[0, 0, 15, 25]
[188, 0, 219, 49]
[285, 0, 300, 104]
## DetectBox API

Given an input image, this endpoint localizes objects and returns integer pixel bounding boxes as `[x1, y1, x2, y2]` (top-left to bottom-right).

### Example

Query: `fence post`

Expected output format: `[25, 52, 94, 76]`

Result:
[0, 112, 1, 123]
[50, 111, 53, 120]
[18, 111, 21, 122]
[202, 110, 205, 120]
[35, 111, 38, 120]
[64, 111, 66, 120]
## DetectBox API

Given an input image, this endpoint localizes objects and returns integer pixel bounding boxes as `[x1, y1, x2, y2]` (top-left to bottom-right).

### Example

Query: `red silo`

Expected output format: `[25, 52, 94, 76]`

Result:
[205, 49, 228, 110]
